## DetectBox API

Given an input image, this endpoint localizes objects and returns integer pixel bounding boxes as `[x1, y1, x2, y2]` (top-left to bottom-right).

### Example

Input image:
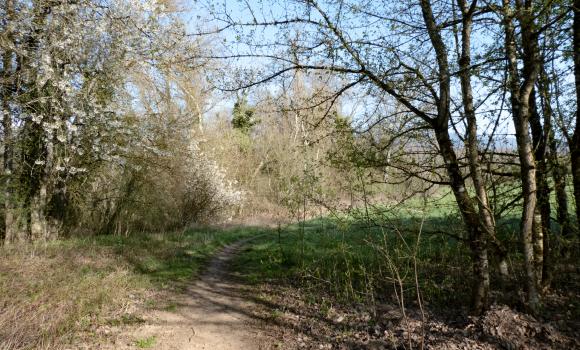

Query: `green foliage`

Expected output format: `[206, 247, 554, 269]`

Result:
[135, 336, 156, 348]
[231, 96, 259, 134]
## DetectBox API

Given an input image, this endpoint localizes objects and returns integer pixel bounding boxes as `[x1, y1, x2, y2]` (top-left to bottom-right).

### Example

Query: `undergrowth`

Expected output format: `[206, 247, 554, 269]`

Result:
[233, 214, 579, 319]
[234, 217, 470, 309]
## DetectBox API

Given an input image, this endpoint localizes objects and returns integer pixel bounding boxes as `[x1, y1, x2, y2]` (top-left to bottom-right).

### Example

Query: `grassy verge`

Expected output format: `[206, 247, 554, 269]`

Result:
[0, 225, 265, 350]
[233, 215, 579, 317]
[234, 216, 470, 307]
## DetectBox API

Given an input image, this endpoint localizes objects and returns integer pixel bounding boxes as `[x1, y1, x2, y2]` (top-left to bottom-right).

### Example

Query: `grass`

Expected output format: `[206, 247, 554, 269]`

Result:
[0, 225, 266, 350]
[1, 194, 577, 349]
[90, 226, 264, 288]
[134, 336, 156, 348]
[233, 209, 579, 315]
[233, 214, 472, 309]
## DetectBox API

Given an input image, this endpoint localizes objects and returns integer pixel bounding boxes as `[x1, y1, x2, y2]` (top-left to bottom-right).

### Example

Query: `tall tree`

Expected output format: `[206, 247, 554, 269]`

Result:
[1, 0, 210, 242]
[1, 0, 24, 242]
[572, 0, 580, 229]
[501, 0, 542, 310]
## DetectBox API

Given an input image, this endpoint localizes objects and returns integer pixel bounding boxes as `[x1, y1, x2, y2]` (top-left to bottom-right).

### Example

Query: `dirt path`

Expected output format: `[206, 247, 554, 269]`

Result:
[105, 239, 273, 349]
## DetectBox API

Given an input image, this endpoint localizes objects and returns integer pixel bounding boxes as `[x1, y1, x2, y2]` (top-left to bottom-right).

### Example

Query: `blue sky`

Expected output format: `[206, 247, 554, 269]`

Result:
[176, 0, 558, 144]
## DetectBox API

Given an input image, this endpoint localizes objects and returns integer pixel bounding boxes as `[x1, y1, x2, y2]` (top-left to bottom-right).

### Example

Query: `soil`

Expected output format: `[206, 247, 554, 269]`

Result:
[241, 282, 580, 349]
[100, 239, 275, 349]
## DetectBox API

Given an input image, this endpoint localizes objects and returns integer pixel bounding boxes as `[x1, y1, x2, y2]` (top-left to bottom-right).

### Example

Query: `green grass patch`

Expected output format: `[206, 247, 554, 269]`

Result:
[233, 215, 472, 308]
[90, 226, 266, 288]
[234, 201, 578, 315]
[134, 335, 156, 348]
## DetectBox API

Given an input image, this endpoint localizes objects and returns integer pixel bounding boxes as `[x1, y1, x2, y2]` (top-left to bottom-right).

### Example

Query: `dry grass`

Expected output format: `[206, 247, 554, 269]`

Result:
[0, 226, 264, 349]
[0, 240, 149, 350]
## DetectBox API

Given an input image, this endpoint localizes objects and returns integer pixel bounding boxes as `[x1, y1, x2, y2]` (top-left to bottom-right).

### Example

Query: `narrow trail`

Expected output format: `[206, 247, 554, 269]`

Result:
[107, 238, 273, 349]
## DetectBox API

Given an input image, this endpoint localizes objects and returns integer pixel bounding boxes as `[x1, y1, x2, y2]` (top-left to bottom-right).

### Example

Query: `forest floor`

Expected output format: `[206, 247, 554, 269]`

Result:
[98, 231, 578, 350]
[1, 221, 578, 349]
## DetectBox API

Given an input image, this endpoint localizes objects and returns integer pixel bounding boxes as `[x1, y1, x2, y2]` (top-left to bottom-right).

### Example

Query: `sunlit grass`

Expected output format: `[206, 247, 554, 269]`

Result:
[233, 214, 472, 309]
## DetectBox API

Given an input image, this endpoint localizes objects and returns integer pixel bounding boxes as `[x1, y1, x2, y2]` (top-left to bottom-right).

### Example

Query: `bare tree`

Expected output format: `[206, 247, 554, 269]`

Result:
[210, 0, 506, 313]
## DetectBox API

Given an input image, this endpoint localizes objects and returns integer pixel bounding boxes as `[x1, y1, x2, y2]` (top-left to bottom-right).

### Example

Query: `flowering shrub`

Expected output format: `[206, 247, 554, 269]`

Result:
[1, 0, 242, 240]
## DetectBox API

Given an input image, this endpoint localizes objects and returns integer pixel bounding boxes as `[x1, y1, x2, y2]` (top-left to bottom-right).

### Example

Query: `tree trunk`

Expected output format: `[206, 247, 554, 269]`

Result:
[18, 1, 62, 242]
[421, 0, 490, 314]
[435, 129, 490, 314]
[572, 0, 580, 232]
[529, 91, 551, 288]
[514, 112, 541, 312]
[100, 174, 137, 235]
[538, 68, 570, 237]
[502, 0, 540, 311]
[30, 134, 58, 241]
[552, 161, 571, 234]
[2, 27, 14, 243]
[1, 0, 26, 244]
[458, 0, 507, 283]
[532, 208, 544, 286]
